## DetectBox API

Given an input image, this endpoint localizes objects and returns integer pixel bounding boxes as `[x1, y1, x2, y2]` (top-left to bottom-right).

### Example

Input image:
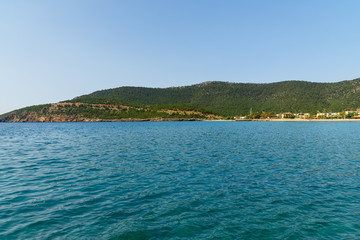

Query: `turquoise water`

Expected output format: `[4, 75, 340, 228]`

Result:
[1, 122, 360, 239]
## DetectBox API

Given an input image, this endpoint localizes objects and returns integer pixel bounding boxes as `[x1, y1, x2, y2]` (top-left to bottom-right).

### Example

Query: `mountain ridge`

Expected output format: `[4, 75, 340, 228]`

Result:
[2, 78, 360, 122]
[70, 78, 360, 115]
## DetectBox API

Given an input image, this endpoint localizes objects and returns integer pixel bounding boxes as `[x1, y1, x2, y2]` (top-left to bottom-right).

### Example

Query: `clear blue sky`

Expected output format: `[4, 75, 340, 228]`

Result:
[1, 0, 360, 114]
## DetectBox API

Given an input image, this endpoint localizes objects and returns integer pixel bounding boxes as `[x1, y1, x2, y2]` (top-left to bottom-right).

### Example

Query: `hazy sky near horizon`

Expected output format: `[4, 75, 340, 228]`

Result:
[1, 0, 360, 114]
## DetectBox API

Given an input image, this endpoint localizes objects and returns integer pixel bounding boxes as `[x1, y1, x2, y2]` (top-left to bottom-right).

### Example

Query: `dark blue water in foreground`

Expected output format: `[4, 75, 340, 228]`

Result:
[1, 122, 360, 239]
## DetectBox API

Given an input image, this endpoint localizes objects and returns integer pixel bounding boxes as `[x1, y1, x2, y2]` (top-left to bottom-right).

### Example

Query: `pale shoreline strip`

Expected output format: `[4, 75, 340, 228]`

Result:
[235, 119, 360, 122]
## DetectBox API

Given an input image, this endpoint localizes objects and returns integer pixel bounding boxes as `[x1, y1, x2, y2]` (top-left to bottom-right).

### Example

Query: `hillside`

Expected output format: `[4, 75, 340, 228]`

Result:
[71, 79, 360, 116]
[0, 102, 221, 122]
[2, 78, 360, 122]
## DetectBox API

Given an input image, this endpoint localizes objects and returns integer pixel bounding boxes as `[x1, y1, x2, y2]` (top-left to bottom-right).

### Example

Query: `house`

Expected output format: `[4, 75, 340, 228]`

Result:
[316, 113, 326, 118]
[345, 111, 358, 115]
[282, 112, 295, 118]
[328, 112, 340, 118]
[298, 113, 310, 119]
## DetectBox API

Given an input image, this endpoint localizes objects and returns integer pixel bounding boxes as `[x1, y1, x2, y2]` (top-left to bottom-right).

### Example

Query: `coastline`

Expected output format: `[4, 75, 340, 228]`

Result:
[236, 118, 360, 122]
[0, 118, 205, 123]
[3, 118, 360, 123]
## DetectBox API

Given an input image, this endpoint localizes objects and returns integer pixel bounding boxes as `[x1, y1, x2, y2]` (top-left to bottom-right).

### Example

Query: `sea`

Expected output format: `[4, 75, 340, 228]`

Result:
[1, 121, 360, 239]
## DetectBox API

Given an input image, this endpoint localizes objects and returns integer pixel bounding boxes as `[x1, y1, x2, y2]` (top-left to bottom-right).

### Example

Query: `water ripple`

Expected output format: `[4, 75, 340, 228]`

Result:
[1, 122, 360, 239]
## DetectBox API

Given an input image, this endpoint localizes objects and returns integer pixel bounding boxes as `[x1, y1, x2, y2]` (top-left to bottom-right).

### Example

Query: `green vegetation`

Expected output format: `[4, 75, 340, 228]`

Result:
[3, 78, 360, 122]
[72, 79, 360, 116]
[0, 103, 216, 122]
[247, 112, 276, 119]
[0, 104, 51, 121]
[52, 104, 209, 120]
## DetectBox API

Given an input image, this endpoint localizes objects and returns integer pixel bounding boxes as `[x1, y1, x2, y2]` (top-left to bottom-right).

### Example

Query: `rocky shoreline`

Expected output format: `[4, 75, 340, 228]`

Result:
[0, 117, 203, 123]
[3, 117, 360, 123]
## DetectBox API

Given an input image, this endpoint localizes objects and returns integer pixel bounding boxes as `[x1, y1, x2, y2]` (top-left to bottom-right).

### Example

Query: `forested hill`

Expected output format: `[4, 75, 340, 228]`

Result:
[2, 78, 360, 122]
[71, 79, 360, 116]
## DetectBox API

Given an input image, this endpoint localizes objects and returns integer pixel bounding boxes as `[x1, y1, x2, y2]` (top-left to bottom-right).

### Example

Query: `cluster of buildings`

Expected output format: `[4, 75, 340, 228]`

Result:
[238, 109, 360, 120]
[276, 110, 360, 119]
[276, 112, 311, 119]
